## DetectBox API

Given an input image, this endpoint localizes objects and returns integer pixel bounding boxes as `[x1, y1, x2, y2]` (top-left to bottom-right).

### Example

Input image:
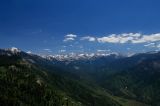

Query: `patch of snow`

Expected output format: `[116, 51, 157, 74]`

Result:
[10, 47, 21, 54]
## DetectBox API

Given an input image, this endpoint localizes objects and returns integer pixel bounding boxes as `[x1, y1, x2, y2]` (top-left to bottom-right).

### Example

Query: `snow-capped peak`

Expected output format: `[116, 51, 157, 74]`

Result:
[41, 52, 122, 61]
[27, 51, 32, 54]
[10, 47, 21, 54]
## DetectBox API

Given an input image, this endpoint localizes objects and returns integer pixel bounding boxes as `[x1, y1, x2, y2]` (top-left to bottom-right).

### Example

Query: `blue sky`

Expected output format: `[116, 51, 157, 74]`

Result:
[1, 0, 160, 54]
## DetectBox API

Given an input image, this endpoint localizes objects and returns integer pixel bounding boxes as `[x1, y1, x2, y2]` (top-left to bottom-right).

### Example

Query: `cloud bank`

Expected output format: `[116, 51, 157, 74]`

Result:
[63, 33, 160, 46]
[97, 33, 160, 44]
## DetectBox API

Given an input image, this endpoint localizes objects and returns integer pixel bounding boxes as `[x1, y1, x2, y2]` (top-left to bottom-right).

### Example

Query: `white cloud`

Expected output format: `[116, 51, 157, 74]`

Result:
[97, 50, 107, 52]
[144, 43, 160, 49]
[65, 34, 77, 38]
[144, 43, 155, 47]
[63, 33, 160, 45]
[64, 34, 77, 42]
[97, 33, 160, 44]
[97, 49, 111, 52]
[43, 49, 52, 52]
[63, 37, 75, 42]
[97, 36, 119, 43]
[81, 36, 96, 42]
[132, 33, 160, 43]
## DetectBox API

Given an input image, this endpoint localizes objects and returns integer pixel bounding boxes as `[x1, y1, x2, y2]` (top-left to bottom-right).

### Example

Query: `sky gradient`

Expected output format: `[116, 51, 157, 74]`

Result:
[1, 0, 160, 55]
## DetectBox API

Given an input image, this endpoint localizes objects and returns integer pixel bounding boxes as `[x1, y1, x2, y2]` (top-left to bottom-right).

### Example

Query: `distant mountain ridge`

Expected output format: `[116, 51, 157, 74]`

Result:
[0, 47, 160, 105]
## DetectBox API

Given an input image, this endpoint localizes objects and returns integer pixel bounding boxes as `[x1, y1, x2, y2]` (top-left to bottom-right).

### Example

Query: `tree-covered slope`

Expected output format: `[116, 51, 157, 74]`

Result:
[101, 59, 160, 106]
[0, 54, 80, 106]
[0, 49, 124, 106]
[47, 51, 160, 106]
[0, 49, 157, 106]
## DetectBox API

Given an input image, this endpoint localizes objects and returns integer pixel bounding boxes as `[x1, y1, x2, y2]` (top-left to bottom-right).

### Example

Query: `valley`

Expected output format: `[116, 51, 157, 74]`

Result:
[0, 48, 159, 106]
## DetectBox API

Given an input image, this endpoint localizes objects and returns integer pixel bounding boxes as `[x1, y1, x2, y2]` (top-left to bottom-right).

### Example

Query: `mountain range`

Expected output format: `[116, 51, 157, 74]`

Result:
[0, 47, 160, 106]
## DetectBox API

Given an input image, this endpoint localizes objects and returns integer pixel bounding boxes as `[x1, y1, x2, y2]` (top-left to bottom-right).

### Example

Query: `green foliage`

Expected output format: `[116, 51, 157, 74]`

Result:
[0, 53, 122, 106]
[1, 50, 160, 106]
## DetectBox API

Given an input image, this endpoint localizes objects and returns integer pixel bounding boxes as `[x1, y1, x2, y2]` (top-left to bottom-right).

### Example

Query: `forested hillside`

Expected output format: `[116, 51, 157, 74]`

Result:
[1, 49, 159, 106]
